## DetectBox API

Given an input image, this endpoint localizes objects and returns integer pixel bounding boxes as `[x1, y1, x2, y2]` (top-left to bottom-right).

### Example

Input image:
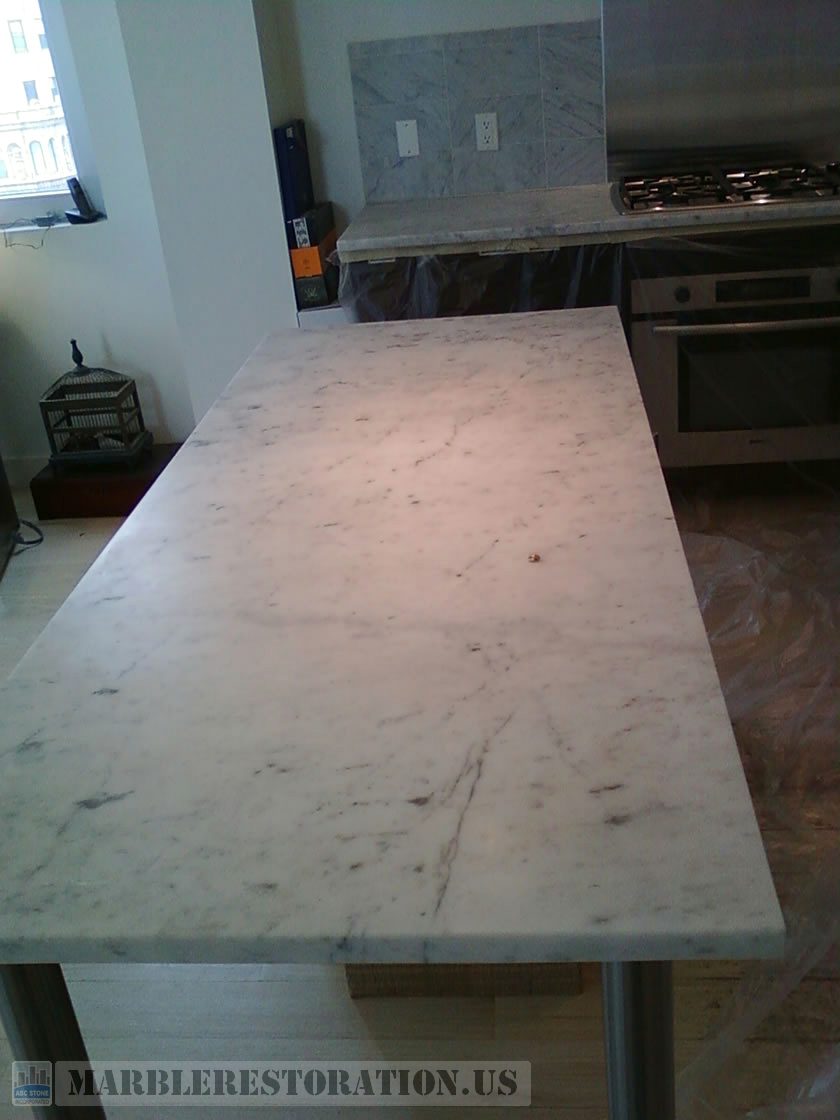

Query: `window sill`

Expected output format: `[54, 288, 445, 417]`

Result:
[1, 216, 104, 236]
[2, 219, 69, 234]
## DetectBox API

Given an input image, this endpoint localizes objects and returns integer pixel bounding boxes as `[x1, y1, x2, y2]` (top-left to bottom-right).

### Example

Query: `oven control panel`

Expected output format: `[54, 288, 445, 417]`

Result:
[633, 266, 840, 315]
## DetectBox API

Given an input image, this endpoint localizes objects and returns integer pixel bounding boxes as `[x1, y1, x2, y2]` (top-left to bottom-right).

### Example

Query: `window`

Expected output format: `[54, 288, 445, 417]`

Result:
[0, 159, 7, 180]
[0, 0, 80, 207]
[8, 18, 25, 51]
[7, 145, 24, 180]
[29, 140, 45, 174]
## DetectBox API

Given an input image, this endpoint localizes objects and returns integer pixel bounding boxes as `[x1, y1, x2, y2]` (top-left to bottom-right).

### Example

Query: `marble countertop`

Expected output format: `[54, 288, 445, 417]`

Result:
[0, 308, 783, 964]
[337, 184, 840, 260]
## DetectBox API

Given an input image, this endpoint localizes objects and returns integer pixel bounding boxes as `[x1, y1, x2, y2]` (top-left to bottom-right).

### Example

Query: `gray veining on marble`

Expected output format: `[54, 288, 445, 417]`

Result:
[0, 308, 784, 965]
[351, 49, 446, 107]
[444, 32, 541, 103]
[337, 184, 840, 260]
[541, 21, 604, 139]
[362, 149, 454, 205]
[349, 20, 606, 202]
[348, 35, 447, 60]
[443, 26, 540, 56]
[546, 137, 607, 188]
[448, 92, 542, 152]
[452, 141, 547, 197]
[356, 99, 453, 203]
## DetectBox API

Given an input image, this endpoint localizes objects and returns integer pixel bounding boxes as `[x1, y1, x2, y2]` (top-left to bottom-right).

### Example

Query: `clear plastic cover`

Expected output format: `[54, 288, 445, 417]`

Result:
[673, 467, 840, 1119]
[338, 244, 625, 322]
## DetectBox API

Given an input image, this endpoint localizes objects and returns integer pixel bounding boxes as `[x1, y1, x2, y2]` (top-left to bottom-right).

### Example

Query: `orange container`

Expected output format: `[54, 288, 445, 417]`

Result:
[290, 229, 337, 278]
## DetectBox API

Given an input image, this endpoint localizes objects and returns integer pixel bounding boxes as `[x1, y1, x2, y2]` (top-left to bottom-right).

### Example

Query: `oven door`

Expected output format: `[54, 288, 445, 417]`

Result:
[632, 312, 840, 467]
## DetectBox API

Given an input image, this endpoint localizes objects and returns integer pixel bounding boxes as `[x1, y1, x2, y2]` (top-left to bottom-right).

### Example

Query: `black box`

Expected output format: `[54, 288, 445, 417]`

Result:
[286, 202, 334, 250]
[294, 267, 339, 309]
[273, 119, 314, 222]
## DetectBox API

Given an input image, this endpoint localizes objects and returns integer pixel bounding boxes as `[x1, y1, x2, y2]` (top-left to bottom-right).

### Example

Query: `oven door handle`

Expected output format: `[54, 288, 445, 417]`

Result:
[652, 316, 840, 336]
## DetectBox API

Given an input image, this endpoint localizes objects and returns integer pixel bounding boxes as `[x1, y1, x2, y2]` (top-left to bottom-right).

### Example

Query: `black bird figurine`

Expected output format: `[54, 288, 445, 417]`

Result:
[70, 338, 86, 369]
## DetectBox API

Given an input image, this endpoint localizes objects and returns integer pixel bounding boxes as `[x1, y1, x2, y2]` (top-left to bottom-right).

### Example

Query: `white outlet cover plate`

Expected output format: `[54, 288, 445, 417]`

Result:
[475, 112, 499, 151]
[396, 119, 420, 158]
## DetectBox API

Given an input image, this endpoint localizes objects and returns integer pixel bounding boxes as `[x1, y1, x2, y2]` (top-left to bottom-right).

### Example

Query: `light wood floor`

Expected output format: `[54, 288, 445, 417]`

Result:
[0, 490, 122, 683]
[1, 487, 837, 1120]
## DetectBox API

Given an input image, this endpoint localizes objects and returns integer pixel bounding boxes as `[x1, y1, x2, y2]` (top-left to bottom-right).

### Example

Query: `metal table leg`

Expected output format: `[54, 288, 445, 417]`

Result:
[0, 964, 106, 1119]
[601, 961, 675, 1120]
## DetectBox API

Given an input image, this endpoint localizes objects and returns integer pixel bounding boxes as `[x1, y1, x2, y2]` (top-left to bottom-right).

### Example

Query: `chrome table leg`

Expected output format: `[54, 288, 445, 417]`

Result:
[0, 964, 106, 1119]
[601, 961, 675, 1120]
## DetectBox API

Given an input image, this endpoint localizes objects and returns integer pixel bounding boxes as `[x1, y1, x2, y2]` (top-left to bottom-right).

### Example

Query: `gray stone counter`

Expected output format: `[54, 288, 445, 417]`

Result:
[338, 184, 840, 261]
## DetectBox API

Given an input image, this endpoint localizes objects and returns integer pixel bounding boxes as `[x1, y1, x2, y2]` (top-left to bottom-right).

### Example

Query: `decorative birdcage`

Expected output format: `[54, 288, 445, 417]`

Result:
[39, 340, 153, 466]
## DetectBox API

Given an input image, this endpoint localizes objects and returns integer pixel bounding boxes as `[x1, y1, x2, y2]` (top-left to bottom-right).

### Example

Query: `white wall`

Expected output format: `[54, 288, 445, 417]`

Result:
[116, 0, 298, 422]
[0, 0, 193, 478]
[253, 0, 306, 129]
[284, 0, 600, 226]
[0, 0, 300, 474]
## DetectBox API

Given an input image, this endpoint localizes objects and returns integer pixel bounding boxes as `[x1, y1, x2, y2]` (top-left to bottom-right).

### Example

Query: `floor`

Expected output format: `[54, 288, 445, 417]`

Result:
[1, 476, 838, 1119]
[0, 490, 122, 683]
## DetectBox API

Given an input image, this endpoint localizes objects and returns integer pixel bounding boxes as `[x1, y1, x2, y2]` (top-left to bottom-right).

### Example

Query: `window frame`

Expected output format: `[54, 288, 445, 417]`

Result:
[0, 0, 103, 226]
[8, 18, 27, 52]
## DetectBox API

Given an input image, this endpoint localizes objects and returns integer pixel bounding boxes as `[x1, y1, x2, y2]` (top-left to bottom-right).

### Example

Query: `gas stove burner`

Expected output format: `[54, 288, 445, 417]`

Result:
[725, 163, 840, 204]
[623, 171, 728, 212]
[619, 161, 840, 213]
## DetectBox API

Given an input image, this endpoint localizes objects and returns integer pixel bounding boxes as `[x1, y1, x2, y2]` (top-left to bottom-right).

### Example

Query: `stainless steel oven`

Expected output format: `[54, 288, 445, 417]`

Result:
[631, 266, 840, 467]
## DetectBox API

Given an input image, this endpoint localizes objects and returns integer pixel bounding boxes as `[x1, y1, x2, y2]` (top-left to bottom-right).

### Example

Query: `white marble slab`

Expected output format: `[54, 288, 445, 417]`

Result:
[337, 184, 840, 260]
[0, 308, 784, 965]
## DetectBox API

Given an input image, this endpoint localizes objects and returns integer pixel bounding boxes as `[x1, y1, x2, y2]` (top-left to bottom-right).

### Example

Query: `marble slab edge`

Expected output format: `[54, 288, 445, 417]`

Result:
[0, 923, 785, 967]
[338, 193, 840, 261]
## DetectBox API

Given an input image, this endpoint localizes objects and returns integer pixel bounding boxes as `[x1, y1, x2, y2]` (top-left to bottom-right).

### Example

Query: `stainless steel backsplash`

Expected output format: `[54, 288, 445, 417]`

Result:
[603, 0, 840, 176]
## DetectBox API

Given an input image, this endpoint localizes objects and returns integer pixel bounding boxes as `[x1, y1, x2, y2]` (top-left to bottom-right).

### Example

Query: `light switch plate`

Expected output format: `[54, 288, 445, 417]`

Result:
[475, 112, 498, 152]
[396, 119, 419, 158]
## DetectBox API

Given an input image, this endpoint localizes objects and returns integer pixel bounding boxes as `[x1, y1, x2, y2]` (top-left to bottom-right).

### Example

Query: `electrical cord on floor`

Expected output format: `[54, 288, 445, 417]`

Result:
[12, 519, 45, 556]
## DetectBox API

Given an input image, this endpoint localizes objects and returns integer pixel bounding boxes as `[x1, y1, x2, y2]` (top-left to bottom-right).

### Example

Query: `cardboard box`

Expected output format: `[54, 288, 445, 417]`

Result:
[290, 228, 337, 279]
[287, 202, 334, 249]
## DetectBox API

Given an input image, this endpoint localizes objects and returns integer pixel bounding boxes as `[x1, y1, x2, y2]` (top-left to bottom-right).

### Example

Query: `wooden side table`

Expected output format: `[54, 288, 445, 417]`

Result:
[29, 444, 180, 520]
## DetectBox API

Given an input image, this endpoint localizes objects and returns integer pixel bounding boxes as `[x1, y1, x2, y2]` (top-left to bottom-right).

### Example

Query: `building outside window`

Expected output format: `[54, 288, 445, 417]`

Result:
[28, 137, 43, 172]
[8, 18, 25, 51]
[0, 0, 76, 199]
[0, 157, 8, 179]
[6, 143, 24, 179]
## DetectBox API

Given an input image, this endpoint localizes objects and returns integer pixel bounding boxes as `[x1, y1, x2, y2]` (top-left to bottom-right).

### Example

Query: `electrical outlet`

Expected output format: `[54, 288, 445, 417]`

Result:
[475, 112, 498, 152]
[396, 119, 419, 158]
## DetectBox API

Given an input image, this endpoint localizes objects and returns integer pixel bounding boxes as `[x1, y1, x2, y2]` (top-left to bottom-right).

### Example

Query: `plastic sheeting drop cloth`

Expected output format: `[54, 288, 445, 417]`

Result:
[671, 470, 840, 1119]
[338, 245, 626, 321]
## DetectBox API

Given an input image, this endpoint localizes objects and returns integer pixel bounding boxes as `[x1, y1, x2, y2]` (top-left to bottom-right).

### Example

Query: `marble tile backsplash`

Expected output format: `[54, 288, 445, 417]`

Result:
[349, 21, 605, 203]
